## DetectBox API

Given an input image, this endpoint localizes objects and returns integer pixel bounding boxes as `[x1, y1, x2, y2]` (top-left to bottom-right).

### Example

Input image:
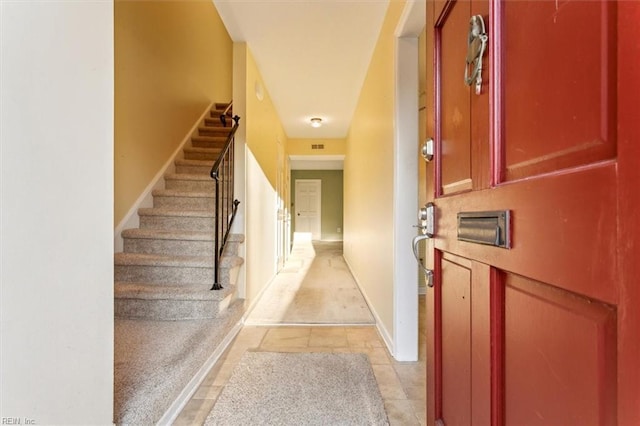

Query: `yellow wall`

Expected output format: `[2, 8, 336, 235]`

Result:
[245, 48, 288, 187]
[288, 138, 346, 156]
[343, 0, 406, 338]
[114, 0, 232, 225]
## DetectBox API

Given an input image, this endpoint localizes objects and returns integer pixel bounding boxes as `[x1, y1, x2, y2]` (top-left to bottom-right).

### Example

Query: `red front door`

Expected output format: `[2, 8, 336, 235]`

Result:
[424, 0, 640, 424]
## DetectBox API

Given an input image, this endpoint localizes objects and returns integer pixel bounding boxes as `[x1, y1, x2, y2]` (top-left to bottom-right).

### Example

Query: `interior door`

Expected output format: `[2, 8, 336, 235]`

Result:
[424, 1, 639, 425]
[294, 179, 321, 240]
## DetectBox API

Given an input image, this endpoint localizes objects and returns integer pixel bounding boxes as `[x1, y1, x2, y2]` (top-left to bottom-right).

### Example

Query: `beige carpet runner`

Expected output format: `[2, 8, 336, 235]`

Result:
[246, 235, 375, 325]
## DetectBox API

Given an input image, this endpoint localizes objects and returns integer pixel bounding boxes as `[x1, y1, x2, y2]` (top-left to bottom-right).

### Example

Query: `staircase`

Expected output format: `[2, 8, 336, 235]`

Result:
[114, 103, 244, 321]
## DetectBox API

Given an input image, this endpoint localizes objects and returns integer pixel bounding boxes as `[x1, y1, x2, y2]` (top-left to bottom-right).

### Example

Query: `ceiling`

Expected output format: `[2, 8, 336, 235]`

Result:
[213, 0, 391, 139]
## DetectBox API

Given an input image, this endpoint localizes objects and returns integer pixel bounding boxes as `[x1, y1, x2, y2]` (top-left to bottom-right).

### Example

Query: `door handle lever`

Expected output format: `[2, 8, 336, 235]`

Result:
[412, 234, 434, 287]
[412, 202, 436, 288]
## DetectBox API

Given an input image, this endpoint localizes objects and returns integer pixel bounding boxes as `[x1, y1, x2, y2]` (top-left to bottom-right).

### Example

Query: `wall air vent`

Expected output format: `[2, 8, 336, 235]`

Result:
[311, 144, 325, 150]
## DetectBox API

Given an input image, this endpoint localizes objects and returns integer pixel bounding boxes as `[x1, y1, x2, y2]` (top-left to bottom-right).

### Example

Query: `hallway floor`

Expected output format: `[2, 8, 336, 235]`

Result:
[174, 239, 426, 425]
[246, 238, 375, 325]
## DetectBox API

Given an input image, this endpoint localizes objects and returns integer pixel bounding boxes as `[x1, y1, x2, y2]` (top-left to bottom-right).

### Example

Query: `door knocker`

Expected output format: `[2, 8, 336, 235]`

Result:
[464, 15, 488, 95]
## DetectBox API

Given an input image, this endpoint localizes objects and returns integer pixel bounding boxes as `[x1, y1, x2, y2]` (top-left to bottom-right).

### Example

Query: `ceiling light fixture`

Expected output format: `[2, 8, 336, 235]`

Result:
[310, 117, 322, 128]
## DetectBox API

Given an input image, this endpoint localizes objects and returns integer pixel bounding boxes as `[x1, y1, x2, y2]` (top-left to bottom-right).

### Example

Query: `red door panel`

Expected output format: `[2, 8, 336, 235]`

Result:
[434, 253, 492, 426]
[439, 0, 472, 195]
[434, 161, 618, 305]
[502, 0, 617, 182]
[440, 255, 472, 426]
[504, 273, 617, 425]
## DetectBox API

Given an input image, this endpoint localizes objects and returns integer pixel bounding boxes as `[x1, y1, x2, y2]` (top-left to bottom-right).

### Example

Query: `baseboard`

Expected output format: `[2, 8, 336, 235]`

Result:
[342, 257, 395, 358]
[156, 319, 244, 426]
[242, 271, 279, 324]
[114, 101, 216, 252]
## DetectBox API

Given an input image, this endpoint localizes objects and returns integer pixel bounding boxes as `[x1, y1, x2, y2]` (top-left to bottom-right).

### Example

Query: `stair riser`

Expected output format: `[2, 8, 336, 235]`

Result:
[153, 196, 214, 210]
[204, 118, 230, 127]
[115, 264, 214, 285]
[124, 238, 213, 257]
[115, 296, 232, 320]
[124, 238, 240, 257]
[191, 140, 226, 150]
[216, 266, 238, 286]
[175, 164, 210, 175]
[115, 263, 239, 286]
[211, 110, 229, 118]
[198, 128, 229, 137]
[184, 150, 220, 161]
[140, 215, 214, 232]
[222, 241, 241, 257]
[165, 179, 215, 192]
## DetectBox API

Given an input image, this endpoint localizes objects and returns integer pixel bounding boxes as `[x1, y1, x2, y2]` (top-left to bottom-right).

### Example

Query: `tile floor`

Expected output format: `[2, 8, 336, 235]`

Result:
[173, 296, 426, 425]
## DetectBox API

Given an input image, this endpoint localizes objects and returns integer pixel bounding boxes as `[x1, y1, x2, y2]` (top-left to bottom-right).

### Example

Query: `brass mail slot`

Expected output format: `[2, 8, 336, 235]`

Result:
[457, 210, 511, 249]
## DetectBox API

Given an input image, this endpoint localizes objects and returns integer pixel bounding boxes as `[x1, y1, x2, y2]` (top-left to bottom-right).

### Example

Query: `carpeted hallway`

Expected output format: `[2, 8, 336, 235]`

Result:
[246, 235, 375, 325]
[174, 238, 426, 425]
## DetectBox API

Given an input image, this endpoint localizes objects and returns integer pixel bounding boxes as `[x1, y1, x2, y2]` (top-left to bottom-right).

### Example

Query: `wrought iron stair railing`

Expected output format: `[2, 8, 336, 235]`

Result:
[210, 106, 241, 290]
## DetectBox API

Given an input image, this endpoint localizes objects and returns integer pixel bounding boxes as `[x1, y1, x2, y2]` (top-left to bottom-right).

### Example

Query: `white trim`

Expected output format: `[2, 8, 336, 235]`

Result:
[289, 155, 345, 171]
[156, 319, 244, 426]
[289, 155, 346, 161]
[391, 1, 425, 361]
[242, 271, 279, 322]
[113, 101, 215, 252]
[395, 0, 427, 38]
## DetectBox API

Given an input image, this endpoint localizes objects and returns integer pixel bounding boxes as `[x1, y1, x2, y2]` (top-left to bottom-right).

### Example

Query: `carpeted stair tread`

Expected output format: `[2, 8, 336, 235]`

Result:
[191, 136, 227, 145]
[115, 282, 234, 301]
[184, 148, 223, 158]
[152, 189, 214, 198]
[122, 228, 214, 241]
[138, 207, 215, 218]
[219, 255, 244, 268]
[183, 147, 224, 161]
[174, 158, 214, 167]
[226, 233, 245, 243]
[165, 173, 213, 182]
[184, 146, 223, 154]
[204, 117, 231, 127]
[115, 252, 212, 268]
[114, 300, 244, 424]
[211, 111, 230, 119]
[198, 126, 230, 134]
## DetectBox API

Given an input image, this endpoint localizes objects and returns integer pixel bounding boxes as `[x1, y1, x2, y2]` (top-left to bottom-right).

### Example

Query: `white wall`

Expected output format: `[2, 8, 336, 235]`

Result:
[244, 149, 279, 307]
[1, 2, 114, 424]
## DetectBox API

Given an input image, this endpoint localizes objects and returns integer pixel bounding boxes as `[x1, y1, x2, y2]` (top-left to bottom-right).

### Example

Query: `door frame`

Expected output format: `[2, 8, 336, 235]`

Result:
[294, 179, 322, 240]
[617, 1, 640, 421]
[276, 135, 287, 271]
[392, 0, 425, 361]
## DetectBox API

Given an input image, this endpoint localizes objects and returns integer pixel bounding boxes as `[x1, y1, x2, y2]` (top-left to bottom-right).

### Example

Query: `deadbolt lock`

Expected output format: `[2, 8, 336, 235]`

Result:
[421, 138, 434, 162]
